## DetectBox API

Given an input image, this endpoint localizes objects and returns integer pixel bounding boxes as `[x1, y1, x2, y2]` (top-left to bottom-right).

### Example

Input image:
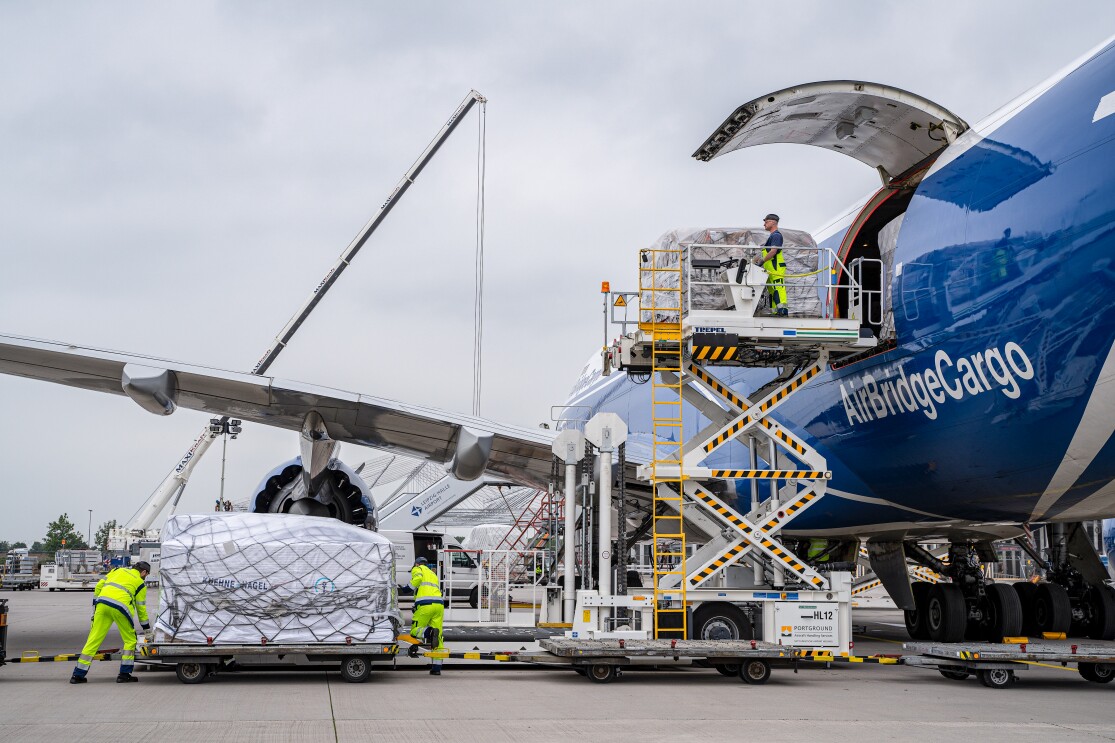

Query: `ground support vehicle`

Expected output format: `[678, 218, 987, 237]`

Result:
[903, 639, 1115, 689]
[2, 550, 39, 591]
[40, 550, 107, 591]
[0, 574, 38, 591]
[139, 640, 399, 684]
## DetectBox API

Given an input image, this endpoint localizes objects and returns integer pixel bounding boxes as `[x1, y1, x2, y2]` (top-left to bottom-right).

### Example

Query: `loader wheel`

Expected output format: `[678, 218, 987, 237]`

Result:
[586, 664, 617, 683]
[1078, 662, 1115, 684]
[739, 659, 771, 685]
[977, 668, 1015, 689]
[175, 662, 211, 684]
[340, 656, 371, 683]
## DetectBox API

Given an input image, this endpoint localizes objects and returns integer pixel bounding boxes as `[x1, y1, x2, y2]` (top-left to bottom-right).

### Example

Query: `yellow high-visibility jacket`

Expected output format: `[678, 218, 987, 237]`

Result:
[410, 564, 443, 606]
[94, 567, 149, 628]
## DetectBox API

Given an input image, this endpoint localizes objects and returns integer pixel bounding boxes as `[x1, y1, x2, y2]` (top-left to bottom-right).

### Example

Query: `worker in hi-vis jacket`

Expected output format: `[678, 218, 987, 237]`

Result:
[410, 556, 446, 675]
[70, 561, 151, 684]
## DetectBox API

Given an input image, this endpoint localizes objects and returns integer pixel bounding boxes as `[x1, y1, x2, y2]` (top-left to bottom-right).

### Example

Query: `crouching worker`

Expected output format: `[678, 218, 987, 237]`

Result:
[410, 556, 446, 676]
[70, 561, 151, 684]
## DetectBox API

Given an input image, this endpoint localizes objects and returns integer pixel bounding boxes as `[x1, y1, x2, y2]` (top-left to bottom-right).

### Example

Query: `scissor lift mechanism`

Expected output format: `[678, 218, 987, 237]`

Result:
[612, 241, 878, 639]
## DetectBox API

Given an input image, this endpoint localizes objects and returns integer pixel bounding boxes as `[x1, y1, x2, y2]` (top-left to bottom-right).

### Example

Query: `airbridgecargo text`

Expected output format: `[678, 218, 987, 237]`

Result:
[840, 342, 1034, 425]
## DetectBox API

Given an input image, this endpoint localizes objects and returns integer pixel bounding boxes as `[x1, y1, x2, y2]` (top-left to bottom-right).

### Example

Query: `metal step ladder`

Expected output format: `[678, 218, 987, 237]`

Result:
[641, 245, 688, 639]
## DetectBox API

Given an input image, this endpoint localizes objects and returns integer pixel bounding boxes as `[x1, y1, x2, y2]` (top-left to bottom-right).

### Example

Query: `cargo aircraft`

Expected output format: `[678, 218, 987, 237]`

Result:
[1, 34, 1114, 644]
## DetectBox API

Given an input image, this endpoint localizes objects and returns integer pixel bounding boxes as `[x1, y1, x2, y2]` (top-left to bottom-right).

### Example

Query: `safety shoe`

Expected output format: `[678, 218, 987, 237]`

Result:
[69, 676, 87, 684]
[777, 307, 789, 317]
[116, 673, 139, 683]
[429, 667, 442, 676]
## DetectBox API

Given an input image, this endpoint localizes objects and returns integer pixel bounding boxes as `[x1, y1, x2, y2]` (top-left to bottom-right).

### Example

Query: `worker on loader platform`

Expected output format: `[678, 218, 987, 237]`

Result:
[757, 213, 788, 316]
[410, 556, 446, 676]
[70, 561, 151, 684]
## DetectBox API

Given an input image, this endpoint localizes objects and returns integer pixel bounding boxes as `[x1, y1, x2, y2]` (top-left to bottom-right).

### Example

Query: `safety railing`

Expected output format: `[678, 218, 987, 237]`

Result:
[849, 257, 884, 327]
[438, 548, 549, 626]
[672, 242, 882, 322]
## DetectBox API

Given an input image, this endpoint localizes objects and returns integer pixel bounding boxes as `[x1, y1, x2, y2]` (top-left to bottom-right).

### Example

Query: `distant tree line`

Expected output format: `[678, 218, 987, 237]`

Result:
[1, 514, 119, 553]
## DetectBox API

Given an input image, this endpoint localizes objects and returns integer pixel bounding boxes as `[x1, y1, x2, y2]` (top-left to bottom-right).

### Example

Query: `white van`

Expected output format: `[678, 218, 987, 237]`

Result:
[380, 530, 480, 608]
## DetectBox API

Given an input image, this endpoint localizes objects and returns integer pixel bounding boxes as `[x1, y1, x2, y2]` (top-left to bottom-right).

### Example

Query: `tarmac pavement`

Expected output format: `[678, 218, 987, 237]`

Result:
[3, 590, 1115, 742]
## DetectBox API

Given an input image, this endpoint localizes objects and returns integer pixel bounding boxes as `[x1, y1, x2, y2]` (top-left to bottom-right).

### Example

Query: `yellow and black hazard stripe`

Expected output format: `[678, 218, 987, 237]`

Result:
[758, 418, 807, 455]
[852, 579, 882, 596]
[760, 538, 825, 587]
[689, 543, 749, 586]
[755, 364, 822, 415]
[7, 650, 118, 663]
[687, 362, 747, 411]
[425, 650, 515, 662]
[797, 650, 900, 665]
[692, 344, 738, 362]
[692, 489, 753, 534]
[710, 470, 828, 480]
[762, 491, 818, 530]
[703, 415, 754, 453]
[690, 333, 739, 365]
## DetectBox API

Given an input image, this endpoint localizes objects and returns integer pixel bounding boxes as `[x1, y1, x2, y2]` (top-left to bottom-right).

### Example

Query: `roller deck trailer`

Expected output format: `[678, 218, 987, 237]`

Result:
[140, 640, 399, 684]
[904, 639, 1115, 689]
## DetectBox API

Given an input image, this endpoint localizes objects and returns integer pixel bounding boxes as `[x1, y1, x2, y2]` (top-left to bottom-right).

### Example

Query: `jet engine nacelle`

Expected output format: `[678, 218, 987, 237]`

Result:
[250, 456, 376, 529]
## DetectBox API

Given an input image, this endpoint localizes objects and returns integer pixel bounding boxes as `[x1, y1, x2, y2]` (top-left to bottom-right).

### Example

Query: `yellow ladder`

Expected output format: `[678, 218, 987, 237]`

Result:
[640, 246, 687, 638]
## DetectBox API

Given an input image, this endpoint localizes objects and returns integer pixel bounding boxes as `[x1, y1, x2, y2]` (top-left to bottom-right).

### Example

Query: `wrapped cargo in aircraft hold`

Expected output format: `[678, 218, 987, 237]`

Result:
[156, 513, 399, 645]
[640, 227, 823, 323]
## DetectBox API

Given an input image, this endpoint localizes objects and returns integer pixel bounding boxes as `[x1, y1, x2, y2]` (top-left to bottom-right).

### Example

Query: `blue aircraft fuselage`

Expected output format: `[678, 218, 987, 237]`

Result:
[565, 39, 1115, 540]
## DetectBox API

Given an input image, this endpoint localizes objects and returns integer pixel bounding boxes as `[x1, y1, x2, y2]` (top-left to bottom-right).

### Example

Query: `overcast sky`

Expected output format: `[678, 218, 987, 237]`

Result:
[1, 3, 1113, 544]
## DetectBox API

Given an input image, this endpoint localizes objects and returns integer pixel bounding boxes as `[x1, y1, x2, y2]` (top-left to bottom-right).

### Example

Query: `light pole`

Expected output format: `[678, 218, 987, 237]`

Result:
[209, 418, 243, 510]
[87, 509, 92, 547]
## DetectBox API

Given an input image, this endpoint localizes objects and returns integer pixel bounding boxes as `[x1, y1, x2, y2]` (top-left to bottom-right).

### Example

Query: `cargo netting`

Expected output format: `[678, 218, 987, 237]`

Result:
[156, 513, 399, 645]
[640, 227, 822, 324]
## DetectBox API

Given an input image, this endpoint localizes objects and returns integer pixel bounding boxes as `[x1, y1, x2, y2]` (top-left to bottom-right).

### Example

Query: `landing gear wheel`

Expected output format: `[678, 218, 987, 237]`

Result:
[691, 603, 752, 641]
[977, 668, 1015, 689]
[739, 659, 771, 685]
[980, 583, 1023, 642]
[175, 662, 212, 684]
[586, 664, 617, 684]
[340, 656, 371, 683]
[939, 668, 970, 681]
[1013, 582, 1039, 635]
[1083, 585, 1115, 641]
[715, 664, 740, 677]
[1033, 582, 1072, 635]
[1078, 662, 1115, 683]
[905, 582, 932, 640]
[926, 584, 967, 643]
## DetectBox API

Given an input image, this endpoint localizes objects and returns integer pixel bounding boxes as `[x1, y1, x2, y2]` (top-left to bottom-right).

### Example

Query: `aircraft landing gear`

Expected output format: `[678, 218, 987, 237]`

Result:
[1017, 522, 1115, 641]
[905, 542, 1021, 643]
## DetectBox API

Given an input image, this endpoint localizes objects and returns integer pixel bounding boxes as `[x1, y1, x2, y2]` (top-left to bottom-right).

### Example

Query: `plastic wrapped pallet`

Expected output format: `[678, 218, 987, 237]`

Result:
[464, 524, 512, 551]
[156, 513, 399, 645]
[640, 227, 822, 322]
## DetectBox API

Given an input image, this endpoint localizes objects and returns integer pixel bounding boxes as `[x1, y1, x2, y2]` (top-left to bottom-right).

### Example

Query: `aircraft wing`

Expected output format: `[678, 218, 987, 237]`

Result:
[0, 333, 556, 489]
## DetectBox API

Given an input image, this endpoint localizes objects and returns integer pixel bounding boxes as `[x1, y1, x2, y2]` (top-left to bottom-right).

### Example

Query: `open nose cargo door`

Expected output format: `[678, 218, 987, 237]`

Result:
[692, 80, 969, 182]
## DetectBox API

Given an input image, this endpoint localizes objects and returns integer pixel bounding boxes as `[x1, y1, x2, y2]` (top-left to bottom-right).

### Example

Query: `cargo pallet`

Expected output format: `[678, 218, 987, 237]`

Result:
[903, 639, 1115, 689]
[140, 640, 399, 684]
